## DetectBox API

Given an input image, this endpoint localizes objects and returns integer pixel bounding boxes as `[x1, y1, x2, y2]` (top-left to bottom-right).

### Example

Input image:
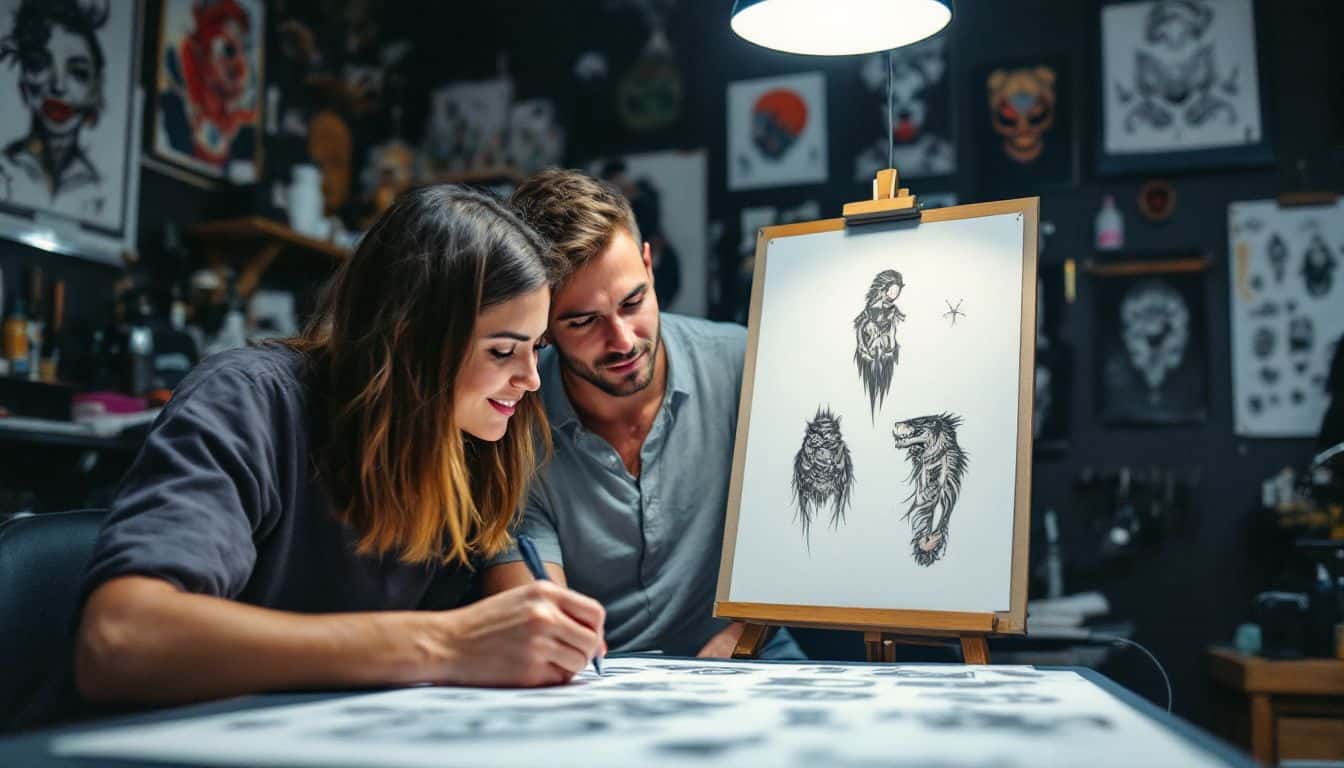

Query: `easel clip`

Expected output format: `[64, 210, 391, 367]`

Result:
[844, 168, 921, 227]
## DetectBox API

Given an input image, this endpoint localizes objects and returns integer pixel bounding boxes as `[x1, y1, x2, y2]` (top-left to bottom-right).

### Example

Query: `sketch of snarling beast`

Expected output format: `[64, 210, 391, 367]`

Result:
[892, 414, 968, 566]
[854, 270, 906, 420]
[792, 407, 854, 546]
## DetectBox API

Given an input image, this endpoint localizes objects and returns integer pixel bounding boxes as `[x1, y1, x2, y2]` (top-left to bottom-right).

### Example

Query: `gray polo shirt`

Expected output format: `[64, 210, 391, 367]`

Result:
[490, 313, 801, 658]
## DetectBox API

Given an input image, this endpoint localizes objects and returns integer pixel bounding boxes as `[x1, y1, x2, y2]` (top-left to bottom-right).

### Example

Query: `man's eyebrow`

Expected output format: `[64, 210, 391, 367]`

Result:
[556, 283, 649, 322]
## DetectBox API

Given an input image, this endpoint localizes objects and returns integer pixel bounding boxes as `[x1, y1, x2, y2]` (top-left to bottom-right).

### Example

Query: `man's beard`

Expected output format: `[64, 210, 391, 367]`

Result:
[558, 321, 662, 398]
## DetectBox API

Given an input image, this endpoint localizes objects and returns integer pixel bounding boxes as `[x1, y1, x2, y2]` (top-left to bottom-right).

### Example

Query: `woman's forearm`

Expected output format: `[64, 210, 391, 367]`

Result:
[74, 576, 451, 704]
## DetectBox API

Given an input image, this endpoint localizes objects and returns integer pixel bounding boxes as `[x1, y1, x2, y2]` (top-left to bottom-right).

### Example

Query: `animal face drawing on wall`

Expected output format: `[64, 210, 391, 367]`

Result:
[791, 407, 854, 547]
[1120, 279, 1190, 401]
[751, 89, 807, 160]
[1301, 234, 1337, 297]
[1117, 1, 1237, 133]
[854, 270, 906, 420]
[0, 0, 108, 198]
[854, 37, 954, 180]
[892, 414, 968, 566]
[987, 66, 1056, 164]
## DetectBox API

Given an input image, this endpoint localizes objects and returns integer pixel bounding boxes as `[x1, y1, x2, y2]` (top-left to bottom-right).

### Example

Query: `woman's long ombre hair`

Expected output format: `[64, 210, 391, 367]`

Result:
[288, 186, 555, 567]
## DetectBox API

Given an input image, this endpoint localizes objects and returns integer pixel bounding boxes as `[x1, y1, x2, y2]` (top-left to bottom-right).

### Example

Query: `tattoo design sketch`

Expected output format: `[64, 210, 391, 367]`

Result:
[1267, 234, 1288, 284]
[1115, 1, 1237, 134]
[892, 414, 969, 566]
[791, 407, 855, 545]
[854, 270, 907, 419]
[1252, 327, 1274, 359]
[1301, 234, 1337, 297]
[943, 299, 965, 326]
[1289, 316, 1314, 354]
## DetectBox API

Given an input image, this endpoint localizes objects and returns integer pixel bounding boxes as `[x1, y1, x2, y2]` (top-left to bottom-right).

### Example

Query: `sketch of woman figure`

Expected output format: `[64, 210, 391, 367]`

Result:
[854, 270, 906, 419]
[0, 0, 107, 200]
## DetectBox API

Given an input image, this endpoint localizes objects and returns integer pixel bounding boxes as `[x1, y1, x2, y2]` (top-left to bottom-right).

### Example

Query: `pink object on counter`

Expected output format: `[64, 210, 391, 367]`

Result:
[73, 392, 148, 417]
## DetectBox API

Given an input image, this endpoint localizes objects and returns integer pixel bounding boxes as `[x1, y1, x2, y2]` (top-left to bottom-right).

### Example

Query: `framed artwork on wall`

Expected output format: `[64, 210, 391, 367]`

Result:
[1228, 199, 1344, 438]
[589, 150, 708, 318]
[0, 0, 143, 264]
[727, 72, 827, 191]
[1097, 0, 1272, 175]
[153, 0, 265, 183]
[1091, 258, 1210, 425]
[852, 36, 955, 184]
[977, 57, 1076, 198]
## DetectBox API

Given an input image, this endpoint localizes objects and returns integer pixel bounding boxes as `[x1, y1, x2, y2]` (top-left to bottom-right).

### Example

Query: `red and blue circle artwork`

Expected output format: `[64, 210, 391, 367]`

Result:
[751, 89, 808, 159]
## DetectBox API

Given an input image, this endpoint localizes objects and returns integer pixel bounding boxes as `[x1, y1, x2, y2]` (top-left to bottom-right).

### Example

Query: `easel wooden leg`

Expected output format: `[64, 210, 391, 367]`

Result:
[731, 623, 773, 659]
[864, 632, 900, 662]
[960, 634, 990, 664]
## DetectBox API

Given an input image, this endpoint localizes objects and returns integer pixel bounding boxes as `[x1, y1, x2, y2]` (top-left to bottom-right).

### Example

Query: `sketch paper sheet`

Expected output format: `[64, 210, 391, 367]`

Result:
[53, 658, 1228, 768]
[730, 213, 1026, 612]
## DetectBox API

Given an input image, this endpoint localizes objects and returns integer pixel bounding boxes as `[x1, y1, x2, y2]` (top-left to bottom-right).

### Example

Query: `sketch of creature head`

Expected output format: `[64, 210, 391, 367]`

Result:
[853, 270, 906, 419]
[1119, 280, 1190, 398]
[791, 407, 855, 545]
[1145, 0, 1213, 50]
[891, 413, 968, 567]
[0, 0, 108, 137]
[1301, 234, 1337, 297]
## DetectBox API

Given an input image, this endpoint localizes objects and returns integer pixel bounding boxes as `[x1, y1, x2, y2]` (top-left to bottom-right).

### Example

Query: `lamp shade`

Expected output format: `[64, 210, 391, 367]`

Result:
[730, 0, 952, 56]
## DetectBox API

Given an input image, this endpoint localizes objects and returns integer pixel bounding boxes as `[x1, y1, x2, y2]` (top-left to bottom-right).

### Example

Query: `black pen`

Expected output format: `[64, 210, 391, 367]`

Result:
[516, 534, 604, 676]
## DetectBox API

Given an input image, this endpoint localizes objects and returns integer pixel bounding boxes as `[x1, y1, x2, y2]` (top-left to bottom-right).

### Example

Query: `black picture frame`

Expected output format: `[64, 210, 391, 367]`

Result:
[1094, 0, 1274, 176]
[1093, 260, 1210, 426]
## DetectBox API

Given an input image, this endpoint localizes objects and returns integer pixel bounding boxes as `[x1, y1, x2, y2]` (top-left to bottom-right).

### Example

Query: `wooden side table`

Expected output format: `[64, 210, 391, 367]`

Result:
[1208, 646, 1344, 764]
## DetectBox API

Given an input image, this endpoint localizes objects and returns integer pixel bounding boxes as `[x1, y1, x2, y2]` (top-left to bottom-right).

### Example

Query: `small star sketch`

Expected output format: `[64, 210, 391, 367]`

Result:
[943, 299, 965, 326]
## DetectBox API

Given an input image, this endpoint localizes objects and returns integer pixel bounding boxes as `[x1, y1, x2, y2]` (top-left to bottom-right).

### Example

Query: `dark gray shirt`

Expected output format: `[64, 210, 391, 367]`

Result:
[84, 345, 477, 611]
[19, 346, 477, 730]
[489, 314, 801, 658]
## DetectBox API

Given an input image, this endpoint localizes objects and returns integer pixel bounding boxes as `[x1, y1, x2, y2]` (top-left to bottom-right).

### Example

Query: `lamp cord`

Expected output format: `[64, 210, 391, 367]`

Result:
[887, 49, 894, 170]
[1089, 634, 1173, 713]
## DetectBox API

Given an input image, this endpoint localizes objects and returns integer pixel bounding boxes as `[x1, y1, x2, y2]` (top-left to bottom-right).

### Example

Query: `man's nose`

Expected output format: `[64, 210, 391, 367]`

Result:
[605, 316, 637, 352]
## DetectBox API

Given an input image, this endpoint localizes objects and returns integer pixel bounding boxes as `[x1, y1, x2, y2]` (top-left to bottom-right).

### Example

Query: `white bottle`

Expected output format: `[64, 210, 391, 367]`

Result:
[1095, 194, 1124, 251]
[287, 164, 326, 238]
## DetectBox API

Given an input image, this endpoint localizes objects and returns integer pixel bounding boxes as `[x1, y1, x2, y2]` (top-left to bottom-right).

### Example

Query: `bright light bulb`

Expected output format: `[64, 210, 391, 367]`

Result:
[731, 0, 952, 56]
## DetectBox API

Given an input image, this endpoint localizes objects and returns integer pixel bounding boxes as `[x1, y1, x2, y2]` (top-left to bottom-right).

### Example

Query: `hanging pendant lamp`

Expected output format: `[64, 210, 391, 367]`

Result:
[730, 0, 953, 56]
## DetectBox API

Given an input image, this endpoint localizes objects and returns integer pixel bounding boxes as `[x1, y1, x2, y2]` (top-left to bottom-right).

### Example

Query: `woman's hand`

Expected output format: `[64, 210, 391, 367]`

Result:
[432, 580, 605, 687]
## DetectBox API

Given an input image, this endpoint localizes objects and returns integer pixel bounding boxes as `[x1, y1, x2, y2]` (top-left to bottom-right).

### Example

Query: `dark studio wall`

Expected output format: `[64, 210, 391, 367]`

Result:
[390, 0, 1339, 730]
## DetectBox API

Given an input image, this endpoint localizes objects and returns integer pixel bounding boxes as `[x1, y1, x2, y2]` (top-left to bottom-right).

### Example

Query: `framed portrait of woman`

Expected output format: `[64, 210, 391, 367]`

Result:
[0, 0, 143, 264]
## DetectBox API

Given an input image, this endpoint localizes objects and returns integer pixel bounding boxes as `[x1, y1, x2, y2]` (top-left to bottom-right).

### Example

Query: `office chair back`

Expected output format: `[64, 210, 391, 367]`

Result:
[0, 509, 104, 730]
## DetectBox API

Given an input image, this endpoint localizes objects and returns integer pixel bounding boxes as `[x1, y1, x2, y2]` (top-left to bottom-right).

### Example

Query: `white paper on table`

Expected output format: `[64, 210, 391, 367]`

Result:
[53, 658, 1231, 768]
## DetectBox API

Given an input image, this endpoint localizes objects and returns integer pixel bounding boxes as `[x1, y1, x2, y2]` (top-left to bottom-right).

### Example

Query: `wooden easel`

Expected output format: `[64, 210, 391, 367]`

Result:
[730, 615, 995, 665]
[719, 167, 1037, 668]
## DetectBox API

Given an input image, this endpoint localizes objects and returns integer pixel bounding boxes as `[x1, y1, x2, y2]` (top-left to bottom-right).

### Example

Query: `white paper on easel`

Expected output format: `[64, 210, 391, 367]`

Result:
[729, 212, 1027, 613]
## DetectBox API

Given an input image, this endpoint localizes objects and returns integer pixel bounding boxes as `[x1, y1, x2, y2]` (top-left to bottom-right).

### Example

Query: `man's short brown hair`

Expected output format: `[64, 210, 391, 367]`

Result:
[509, 168, 641, 284]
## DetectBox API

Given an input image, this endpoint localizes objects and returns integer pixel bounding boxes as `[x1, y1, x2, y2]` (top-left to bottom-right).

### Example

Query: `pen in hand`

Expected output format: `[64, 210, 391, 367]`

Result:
[516, 534, 604, 676]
